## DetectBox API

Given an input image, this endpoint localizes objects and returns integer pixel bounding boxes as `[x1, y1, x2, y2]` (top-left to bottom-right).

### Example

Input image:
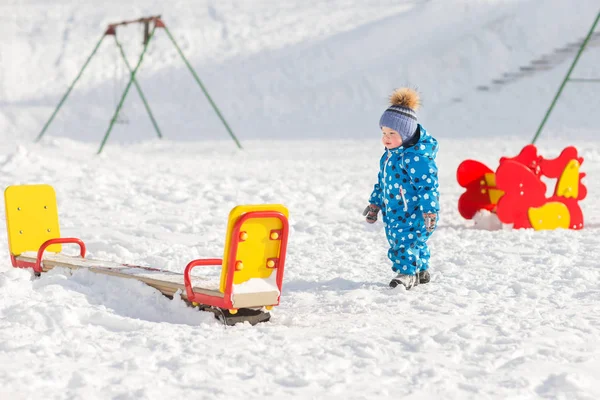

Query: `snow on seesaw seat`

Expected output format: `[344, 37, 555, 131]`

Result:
[1, 0, 600, 399]
[233, 274, 280, 295]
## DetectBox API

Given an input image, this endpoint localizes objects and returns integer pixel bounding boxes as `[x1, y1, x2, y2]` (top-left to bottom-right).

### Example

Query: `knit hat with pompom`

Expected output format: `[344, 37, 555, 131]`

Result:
[379, 88, 421, 143]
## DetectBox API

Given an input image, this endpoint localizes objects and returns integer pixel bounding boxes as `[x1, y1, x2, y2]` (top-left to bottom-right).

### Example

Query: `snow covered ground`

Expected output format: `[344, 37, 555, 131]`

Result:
[1, 0, 600, 399]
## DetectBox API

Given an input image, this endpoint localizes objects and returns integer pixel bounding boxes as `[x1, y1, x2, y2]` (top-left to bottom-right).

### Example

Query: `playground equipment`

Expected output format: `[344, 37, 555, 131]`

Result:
[35, 15, 242, 154]
[4, 184, 289, 325]
[532, 11, 600, 144]
[459, 13, 596, 230]
[457, 144, 586, 230]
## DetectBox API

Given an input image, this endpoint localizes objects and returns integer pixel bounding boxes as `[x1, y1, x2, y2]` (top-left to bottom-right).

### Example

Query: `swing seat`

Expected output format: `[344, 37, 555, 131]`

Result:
[5, 184, 289, 323]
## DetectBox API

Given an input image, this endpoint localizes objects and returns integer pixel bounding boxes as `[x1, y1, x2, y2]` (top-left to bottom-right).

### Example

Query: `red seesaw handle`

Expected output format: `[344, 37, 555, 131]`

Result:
[183, 259, 223, 301]
[35, 237, 86, 273]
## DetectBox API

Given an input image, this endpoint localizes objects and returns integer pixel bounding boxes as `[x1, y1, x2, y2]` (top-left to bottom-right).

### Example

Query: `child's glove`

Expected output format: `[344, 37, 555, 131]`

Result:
[363, 204, 380, 223]
[423, 212, 437, 233]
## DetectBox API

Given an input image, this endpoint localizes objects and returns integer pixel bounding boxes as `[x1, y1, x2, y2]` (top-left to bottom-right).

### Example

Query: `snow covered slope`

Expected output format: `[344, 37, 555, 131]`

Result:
[1, 1, 600, 399]
[1, 0, 599, 143]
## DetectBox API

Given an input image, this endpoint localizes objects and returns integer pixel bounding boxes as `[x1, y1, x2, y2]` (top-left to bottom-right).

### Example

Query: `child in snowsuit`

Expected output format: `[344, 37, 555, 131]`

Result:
[363, 88, 439, 290]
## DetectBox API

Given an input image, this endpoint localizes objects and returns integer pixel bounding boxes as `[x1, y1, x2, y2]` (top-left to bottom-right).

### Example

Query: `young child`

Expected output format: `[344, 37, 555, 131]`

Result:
[363, 88, 439, 290]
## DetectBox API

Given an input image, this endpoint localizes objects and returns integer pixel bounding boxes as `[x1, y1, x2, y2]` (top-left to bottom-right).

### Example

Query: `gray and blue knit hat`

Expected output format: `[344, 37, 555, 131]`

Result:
[379, 88, 421, 143]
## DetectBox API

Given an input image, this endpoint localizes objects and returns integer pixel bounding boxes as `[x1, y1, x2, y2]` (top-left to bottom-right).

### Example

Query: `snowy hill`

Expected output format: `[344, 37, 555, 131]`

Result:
[1, 1, 600, 399]
[2, 0, 599, 143]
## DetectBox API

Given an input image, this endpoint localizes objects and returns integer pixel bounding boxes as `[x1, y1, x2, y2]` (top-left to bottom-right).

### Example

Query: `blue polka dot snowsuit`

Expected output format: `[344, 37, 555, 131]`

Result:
[369, 125, 439, 275]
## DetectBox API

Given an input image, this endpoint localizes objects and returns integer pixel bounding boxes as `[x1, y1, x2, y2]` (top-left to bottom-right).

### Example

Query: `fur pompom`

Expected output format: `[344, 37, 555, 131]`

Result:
[389, 88, 420, 110]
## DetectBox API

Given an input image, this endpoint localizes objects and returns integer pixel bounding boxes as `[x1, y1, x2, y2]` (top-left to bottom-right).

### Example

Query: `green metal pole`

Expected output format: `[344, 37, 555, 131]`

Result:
[98, 27, 157, 154]
[531, 11, 600, 144]
[36, 34, 107, 142]
[114, 35, 163, 139]
[162, 26, 242, 149]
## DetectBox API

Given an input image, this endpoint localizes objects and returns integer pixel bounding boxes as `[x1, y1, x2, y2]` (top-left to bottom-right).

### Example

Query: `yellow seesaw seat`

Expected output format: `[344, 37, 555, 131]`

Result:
[5, 185, 62, 257]
[4, 184, 289, 324]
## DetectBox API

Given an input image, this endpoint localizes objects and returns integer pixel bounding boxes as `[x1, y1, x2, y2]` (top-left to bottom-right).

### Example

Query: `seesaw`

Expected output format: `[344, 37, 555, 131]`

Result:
[4, 184, 289, 325]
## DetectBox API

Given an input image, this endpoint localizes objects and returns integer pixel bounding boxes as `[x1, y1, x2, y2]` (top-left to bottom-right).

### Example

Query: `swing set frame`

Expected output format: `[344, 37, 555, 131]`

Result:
[532, 11, 600, 144]
[35, 15, 242, 154]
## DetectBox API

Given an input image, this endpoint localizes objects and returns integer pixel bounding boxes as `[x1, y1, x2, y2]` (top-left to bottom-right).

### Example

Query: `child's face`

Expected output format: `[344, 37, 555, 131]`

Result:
[381, 126, 403, 149]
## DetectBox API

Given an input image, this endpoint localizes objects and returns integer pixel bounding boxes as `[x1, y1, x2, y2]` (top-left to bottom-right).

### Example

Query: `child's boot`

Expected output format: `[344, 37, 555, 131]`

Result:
[418, 270, 430, 284]
[389, 273, 419, 290]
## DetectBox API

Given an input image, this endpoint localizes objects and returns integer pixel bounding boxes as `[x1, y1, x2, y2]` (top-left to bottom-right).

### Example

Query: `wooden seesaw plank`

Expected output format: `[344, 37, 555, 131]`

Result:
[16, 251, 223, 300]
[16, 251, 274, 325]
[16, 252, 280, 308]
